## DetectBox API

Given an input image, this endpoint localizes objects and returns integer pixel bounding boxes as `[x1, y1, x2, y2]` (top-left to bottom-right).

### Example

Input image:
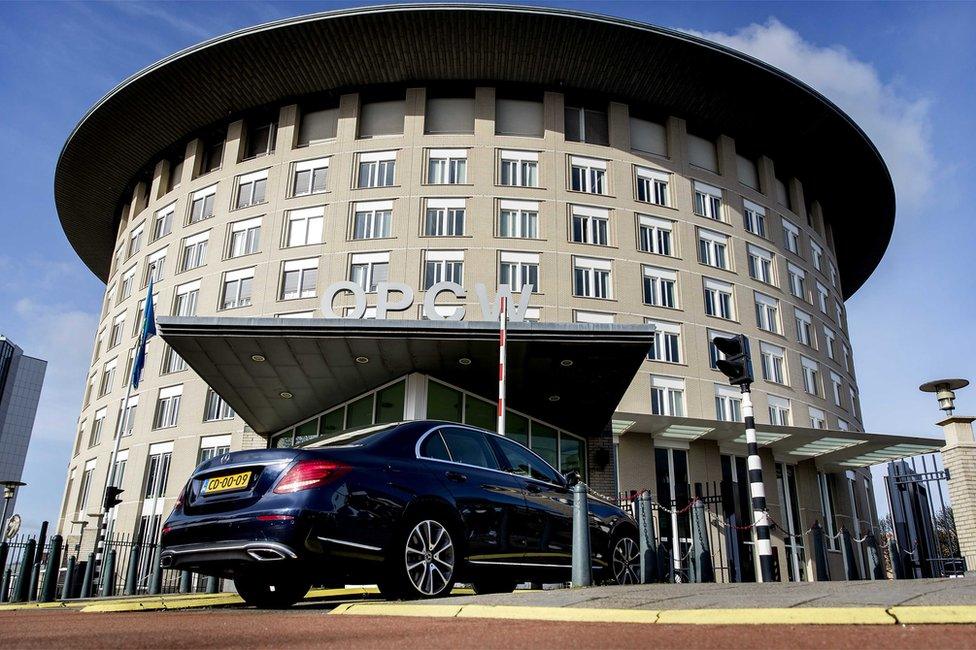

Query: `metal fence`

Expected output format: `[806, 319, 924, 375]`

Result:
[0, 523, 221, 602]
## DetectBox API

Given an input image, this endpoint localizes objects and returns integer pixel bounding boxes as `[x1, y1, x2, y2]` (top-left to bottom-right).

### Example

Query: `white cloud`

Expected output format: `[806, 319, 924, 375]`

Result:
[687, 19, 935, 209]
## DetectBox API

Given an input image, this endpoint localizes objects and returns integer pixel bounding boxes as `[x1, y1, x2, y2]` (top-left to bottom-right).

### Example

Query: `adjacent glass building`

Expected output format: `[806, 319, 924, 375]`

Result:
[0, 335, 46, 517]
[54, 5, 941, 582]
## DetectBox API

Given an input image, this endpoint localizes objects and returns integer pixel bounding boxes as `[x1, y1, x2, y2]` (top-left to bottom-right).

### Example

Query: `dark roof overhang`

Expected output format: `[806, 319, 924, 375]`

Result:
[155, 316, 654, 435]
[56, 4, 894, 298]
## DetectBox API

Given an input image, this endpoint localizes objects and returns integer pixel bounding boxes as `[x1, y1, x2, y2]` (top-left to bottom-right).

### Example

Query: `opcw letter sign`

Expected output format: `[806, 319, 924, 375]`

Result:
[320, 282, 534, 322]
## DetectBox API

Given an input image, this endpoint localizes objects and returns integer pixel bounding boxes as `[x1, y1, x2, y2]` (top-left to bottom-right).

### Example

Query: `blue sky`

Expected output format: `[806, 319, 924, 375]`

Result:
[0, 1, 974, 529]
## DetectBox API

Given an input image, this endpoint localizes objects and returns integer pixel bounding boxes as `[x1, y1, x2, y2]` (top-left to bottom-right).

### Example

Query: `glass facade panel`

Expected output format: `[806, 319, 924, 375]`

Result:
[427, 381, 463, 422]
[464, 395, 496, 432]
[374, 380, 405, 424]
[345, 394, 374, 428]
[530, 422, 558, 467]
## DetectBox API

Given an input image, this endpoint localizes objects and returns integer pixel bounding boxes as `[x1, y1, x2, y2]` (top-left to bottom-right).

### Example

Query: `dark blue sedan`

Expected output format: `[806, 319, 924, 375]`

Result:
[160, 420, 640, 606]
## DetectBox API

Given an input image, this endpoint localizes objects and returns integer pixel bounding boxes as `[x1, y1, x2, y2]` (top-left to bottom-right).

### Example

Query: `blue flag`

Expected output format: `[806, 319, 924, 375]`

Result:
[131, 277, 157, 389]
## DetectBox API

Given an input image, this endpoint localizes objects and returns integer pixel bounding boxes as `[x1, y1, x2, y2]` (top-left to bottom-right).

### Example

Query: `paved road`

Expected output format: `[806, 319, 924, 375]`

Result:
[3, 608, 975, 649]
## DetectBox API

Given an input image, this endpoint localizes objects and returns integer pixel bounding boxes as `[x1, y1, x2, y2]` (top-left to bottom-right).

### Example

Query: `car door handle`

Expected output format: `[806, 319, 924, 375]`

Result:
[445, 471, 467, 483]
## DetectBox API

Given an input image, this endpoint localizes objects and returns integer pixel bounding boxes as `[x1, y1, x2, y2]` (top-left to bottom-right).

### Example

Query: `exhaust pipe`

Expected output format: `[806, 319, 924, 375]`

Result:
[246, 547, 287, 561]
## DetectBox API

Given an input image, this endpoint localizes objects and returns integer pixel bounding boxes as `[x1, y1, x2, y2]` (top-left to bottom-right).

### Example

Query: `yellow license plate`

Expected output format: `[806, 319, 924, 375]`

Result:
[203, 471, 252, 494]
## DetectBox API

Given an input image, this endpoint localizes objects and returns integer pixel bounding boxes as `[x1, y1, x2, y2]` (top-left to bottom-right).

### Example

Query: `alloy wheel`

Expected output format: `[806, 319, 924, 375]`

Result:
[404, 519, 455, 596]
[612, 536, 641, 585]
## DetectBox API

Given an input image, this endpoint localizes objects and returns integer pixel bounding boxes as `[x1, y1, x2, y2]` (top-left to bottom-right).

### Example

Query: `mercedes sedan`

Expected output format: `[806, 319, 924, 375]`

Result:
[159, 420, 639, 607]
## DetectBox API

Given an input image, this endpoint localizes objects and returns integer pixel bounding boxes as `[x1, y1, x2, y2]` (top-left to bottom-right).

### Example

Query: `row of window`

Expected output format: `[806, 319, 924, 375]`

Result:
[650, 374, 857, 431]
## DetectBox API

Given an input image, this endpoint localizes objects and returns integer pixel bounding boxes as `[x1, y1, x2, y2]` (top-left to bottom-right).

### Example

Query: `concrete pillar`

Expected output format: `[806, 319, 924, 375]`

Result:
[939, 416, 976, 571]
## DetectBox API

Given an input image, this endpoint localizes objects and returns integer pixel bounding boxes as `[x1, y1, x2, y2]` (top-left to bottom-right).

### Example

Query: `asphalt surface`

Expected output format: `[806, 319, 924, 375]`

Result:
[3, 609, 976, 649]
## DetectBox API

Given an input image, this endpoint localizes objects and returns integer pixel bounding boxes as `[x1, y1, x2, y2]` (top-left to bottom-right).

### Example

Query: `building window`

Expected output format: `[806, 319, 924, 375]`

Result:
[357, 151, 396, 188]
[760, 343, 787, 385]
[496, 97, 544, 137]
[161, 344, 186, 374]
[109, 313, 126, 348]
[281, 258, 318, 300]
[424, 199, 465, 237]
[99, 359, 117, 397]
[228, 217, 261, 258]
[642, 265, 677, 308]
[842, 342, 852, 372]
[198, 434, 232, 464]
[180, 232, 209, 271]
[118, 395, 138, 436]
[570, 205, 609, 245]
[747, 245, 775, 285]
[650, 376, 685, 416]
[174, 281, 200, 316]
[153, 385, 182, 429]
[244, 119, 276, 159]
[90, 408, 107, 448]
[499, 150, 539, 187]
[564, 104, 609, 145]
[698, 229, 729, 269]
[715, 385, 743, 422]
[835, 302, 845, 329]
[569, 156, 607, 194]
[574, 310, 614, 324]
[816, 282, 829, 314]
[119, 268, 136, 301]
[637, 215, 673, 256]
[809, 407, 827, 429]
[349, 252, 389, 292]
[235, 170, 268, 209]
[704, 278, 734, 320]
[77, 460, 96, 515]
[787, 263, 805, 299]
[573, 257, 612, 299]
[427, 149, 467, 184]
[204, 389, 235, 422]
[188, 185, 217, 224]
[352, 200, 393, 240]
[221, 268, 254, 310]
[795, 309, 814, 347]
[801, 356, 821, 397]
[783, 219, 800, 255]
[297, 105, 338, 146]
[823, 326, 836, 360]
[817, 473, 839, 550]
[743, 200, 766, 238]
[810, 240, 824, 271]
[128, 224, 144, 259]
[200, 134, 223, 174]
[630, 116, 667, 156]
[647, 320, 681, 364]
[152, 204, 174, 241]
[423, 250, 464, 289]
[286, 207, 324, 247]
[425, 96, 475, 134]
[755, 292, 781, 334]
[499, 252, 539, 293]
[635, 167, 669, 206]
[828, 261, 838, 288]
[830, 372, 844, 407]
[768, 395, 791, 426]
[293, 158, 329, 196]
[359, 98, 405, 138]
[850, 388, 860, 419]
[693, 182, 723, 220]
[499, 200, 539, 239]
[144, 249, 166, 286]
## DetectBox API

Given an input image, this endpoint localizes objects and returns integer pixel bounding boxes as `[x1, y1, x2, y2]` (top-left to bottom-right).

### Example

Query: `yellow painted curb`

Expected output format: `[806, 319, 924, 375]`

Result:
[331, 602, 464, 618]
[889, 605, 976, 625]
[657, 607, 894, 625]
[82, 594, 244, 612]
[458, 605, 660, 624]
[0, 601, 71, 611]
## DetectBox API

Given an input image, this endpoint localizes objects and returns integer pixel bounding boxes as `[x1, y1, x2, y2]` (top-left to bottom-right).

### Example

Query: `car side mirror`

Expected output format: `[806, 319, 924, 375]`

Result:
[563, 470, 581, 487]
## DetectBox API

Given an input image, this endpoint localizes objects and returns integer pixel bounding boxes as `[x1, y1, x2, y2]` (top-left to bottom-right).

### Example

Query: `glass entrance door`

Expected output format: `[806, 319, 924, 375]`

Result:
[655, 447, 690, 581]
[776, 462, 807, 582]
[720, 454, 756, 582]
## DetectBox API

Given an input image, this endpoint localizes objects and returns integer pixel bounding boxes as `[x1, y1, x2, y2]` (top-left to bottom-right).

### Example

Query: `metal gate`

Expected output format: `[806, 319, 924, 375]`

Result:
[884, 454, 965, 578]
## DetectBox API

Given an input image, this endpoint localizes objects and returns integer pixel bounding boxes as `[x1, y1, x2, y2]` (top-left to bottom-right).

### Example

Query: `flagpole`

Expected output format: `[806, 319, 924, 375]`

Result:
[497, 295, 507, 437]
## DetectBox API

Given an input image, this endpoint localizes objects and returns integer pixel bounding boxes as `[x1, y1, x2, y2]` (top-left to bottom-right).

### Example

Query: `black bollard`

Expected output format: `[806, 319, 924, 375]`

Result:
[179, 570, 192, 593]
[12, 538, 36, 602]
[124, 543, 141, 596]
[40, 535, 63, 602]
[80, 553, 95, 598]
[100, 549, 117, 597]
[62, 555, 77, 600]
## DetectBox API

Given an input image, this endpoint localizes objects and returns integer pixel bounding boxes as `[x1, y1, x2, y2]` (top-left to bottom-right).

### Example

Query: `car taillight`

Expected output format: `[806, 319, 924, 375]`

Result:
[273, 460, 350, 494]
[175, 482, 188, 509]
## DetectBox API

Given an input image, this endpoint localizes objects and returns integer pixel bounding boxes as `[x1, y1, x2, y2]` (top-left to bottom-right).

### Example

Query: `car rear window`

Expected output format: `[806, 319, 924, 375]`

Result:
[302, 423, 400, 448]
[420, 431, 451, 461]
[492, 435, 562, 484]
[439, 427, 499, 469]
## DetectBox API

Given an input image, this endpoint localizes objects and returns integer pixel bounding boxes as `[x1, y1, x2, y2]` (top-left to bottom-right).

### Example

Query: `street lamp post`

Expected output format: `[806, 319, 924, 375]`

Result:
[0, 481, 27, 533]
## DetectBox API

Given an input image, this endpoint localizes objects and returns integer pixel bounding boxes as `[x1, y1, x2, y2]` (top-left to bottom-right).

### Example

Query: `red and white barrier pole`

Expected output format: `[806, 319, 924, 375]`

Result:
[498, 296, 507, 436]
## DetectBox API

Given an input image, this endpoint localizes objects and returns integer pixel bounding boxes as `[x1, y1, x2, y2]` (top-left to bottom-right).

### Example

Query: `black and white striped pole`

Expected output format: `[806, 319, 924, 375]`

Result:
[713, 334, 774, 583]
[740, 384, 774, 582]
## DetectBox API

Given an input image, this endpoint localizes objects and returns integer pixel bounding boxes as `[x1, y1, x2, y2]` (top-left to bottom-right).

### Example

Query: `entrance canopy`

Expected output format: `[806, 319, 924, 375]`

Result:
[156, 317, 654, 436]
[612, 412, 944, 471]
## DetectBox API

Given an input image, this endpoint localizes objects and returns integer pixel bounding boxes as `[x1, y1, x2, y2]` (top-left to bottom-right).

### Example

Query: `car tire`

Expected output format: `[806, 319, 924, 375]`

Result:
[471, 577, 518, 595]
[609, 531, 641, 585]
[383, 516, 457, 600]
[235, 572, 311, 608]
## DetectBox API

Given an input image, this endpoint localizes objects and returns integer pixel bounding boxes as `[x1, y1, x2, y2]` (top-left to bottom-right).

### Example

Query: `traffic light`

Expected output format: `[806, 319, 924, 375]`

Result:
[103, 486, 124, 511]
[713, 334, 754, 386]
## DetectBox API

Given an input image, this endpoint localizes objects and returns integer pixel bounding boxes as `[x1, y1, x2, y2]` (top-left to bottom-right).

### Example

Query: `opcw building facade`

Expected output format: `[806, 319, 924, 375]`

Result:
[54, 5, 941, 582]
